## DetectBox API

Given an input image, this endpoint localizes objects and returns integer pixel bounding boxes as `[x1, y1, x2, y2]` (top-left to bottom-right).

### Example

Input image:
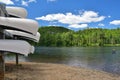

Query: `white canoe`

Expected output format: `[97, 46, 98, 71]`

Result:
[0, 40, 33, 56]
[0, 17, 39, 35]
[30, 46, 35, 54]
[5, 30, 40, 42]
[6, 6, 27, 18]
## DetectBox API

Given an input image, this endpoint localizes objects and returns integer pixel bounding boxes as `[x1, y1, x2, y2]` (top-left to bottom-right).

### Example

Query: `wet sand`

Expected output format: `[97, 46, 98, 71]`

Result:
[5, 62, 120, 80]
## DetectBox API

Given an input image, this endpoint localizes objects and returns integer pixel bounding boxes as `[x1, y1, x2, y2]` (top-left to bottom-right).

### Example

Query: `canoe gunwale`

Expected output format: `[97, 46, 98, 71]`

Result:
[5, 30, 40, 42]
[0, 25, 33, 35]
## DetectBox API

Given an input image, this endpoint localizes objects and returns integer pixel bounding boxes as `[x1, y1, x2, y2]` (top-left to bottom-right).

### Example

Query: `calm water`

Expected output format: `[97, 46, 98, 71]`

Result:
[5, 47, 120, 74]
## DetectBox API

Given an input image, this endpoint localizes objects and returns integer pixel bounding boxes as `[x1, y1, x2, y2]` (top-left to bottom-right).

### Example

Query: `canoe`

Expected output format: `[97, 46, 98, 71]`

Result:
[30, 46, 35, 54]
[5, 30, 40, 42]
[6, 6, 27, 18]
[0, 40, 33, 56]
[4, 30, 13, 37]
[0, 17, 39, 35]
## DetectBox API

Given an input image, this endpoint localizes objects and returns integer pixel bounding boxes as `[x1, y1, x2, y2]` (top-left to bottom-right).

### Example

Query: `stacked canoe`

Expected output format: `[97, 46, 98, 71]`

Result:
[0, 5, 40, 56]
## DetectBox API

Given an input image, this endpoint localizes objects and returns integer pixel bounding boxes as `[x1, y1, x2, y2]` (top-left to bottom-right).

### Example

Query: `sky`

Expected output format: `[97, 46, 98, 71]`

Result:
[0, 0, 120, 31]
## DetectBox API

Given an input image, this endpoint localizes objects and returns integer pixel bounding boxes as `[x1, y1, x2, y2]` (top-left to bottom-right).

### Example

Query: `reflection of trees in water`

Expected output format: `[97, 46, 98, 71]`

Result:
[103, 53, 120, 74]
[27, 48, 69, 63]
[27, 47, 120, 74]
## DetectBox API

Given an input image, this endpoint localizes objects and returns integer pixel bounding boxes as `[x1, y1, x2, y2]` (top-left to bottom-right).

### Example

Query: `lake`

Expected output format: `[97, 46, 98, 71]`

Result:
[5, 47, 120, 74]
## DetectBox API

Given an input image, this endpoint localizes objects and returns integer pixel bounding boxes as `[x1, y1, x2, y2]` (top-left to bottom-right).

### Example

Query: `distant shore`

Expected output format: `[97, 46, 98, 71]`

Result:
[5, 62, 120, 80]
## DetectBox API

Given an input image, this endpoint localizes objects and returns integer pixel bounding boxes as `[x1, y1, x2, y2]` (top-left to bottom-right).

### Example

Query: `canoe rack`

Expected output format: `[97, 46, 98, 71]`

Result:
[0, 3, 40, 80]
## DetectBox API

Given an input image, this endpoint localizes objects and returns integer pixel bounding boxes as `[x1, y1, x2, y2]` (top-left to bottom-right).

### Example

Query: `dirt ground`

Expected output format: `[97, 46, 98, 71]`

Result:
[4, 62, 120, 80]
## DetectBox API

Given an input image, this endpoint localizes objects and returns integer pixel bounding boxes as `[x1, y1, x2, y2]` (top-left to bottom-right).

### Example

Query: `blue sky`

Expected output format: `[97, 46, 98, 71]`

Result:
[1, 0, 120, 30]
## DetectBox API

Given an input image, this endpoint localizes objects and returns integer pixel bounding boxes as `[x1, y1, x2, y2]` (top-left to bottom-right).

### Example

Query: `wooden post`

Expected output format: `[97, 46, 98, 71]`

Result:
[0, 28, 5, 80]
[0, 4, 9, 80]
[0, 53, 4, 80]
[14, 37, 19, 66]
[16, 54, 19, 65]
[0, 4, 5, 80]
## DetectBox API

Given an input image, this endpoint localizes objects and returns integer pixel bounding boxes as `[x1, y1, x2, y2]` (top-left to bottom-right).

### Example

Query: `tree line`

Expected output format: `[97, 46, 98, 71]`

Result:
[36, 26, 120, 47]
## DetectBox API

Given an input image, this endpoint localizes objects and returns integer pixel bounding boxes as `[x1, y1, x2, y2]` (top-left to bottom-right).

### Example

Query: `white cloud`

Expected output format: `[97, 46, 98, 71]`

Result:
[69, 24, 88, 28]
[89, 27, 99, 29]
[110, 20, 120, 25]
[36, 11, 105, 24]
[108, 16, 111, 18]
[98, 23, 105, 26]
[29, 0, 37, 3]
[48, 24, 60, 26]
[22, 0, 36, 6]
[47, 0, 57, 2]
[0, 0, 14, 5]
[22, 0, 28, 6]
[36, 11, 105, 28]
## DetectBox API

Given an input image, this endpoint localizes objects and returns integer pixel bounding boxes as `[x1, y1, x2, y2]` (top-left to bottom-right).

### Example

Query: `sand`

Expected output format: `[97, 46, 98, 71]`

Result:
[4, 62, 120, 80]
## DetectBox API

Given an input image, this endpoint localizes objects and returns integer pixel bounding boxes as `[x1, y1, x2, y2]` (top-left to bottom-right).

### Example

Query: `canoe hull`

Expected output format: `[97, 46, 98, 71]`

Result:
[0, 40, 33, 56]
[6, 7, 27, 18]
[0, 17, 39, 35]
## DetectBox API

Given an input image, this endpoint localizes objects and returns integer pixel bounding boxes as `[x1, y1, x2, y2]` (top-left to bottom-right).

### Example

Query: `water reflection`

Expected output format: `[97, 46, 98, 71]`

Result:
[5, 47, 120, 74]
[103, 49, 120, 74]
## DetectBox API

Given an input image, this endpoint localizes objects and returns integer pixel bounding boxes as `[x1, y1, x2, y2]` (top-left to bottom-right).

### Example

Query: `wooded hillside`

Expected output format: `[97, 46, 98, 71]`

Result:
[37, 26, 120, 47]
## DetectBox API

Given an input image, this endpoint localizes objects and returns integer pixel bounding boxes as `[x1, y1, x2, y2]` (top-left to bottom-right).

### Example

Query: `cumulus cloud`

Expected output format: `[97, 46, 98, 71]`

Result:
[36, 11, 105, 23]
[110, 20, 120, 25]
[69, 24, 88, 28]
[22, 0, 36, 6]
[36, 11, 105, 28]
[98, 23, 105, 26]
[0, 0, 14, 5]
[36, 11, 105, 24]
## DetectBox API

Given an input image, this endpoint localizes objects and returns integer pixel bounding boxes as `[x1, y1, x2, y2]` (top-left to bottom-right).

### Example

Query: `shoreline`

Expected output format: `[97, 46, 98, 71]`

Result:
[5, 62, 120, 80]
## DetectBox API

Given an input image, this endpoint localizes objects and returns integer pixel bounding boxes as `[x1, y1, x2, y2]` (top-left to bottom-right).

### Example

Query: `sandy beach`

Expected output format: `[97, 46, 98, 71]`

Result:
[5, 62, 120, 80]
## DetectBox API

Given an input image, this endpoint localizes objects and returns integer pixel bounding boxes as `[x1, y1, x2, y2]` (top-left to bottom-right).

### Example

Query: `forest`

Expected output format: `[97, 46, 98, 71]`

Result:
[36, 26, 120, 47]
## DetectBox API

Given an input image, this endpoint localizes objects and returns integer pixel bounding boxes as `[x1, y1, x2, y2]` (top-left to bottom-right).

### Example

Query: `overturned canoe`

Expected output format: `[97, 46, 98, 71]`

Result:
[30, 46, 35, 54]
[6, 6, 27, 18]
[0, 17, 39, 35]
[0, 40, 33, 56]
[5, 30, 40, 42]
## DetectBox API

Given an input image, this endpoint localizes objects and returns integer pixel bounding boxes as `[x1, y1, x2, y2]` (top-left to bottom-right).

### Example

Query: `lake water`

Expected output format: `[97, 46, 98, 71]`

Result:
[5, 47, 120, 74]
